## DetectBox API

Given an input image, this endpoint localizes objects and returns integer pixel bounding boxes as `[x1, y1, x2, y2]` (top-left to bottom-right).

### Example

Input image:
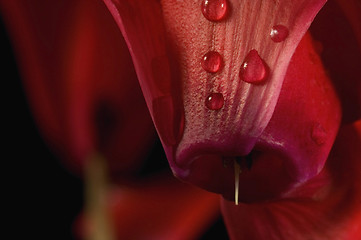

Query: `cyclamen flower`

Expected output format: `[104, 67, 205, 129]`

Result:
[102, 0, 361, 238]
[2, 0, 360, 239]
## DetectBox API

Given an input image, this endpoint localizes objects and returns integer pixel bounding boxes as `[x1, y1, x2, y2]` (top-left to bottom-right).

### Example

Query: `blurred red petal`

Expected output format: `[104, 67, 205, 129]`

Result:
[76, 173, 220, 240]
[0, 0, 71, 156]
[0, 0, 154, 174]
[109, 174, 220, 240]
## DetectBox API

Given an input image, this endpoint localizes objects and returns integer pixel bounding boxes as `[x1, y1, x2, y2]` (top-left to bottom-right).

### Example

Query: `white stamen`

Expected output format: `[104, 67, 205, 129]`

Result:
[234, 160, 241, 205]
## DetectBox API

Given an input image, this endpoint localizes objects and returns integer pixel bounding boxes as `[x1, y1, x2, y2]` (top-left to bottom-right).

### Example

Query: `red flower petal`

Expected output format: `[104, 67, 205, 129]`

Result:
[103, 0, 330, 199]
[250, 32, 341, 202]
[221, 120, 361, 240]
[310, 0, 361, 123]
[161, 0, 327, 157]
[103, 0, 185, 167]
[163, 0, 331, 199]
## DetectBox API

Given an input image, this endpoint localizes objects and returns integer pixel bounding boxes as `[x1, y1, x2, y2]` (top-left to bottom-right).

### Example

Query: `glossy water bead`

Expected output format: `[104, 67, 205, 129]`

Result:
[202, 51, 223, 73]
[270, 25, 289, 42]
[205, 93, 224, 110]
[201, 0, 228, 22]
[239, 50, 269, 84]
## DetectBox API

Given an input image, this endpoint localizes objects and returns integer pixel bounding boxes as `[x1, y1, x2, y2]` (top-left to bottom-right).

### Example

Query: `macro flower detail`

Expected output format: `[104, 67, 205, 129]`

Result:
[102, 0, 360, 238]
[2, 0, 360, 239]
[103, 0, 341, 202]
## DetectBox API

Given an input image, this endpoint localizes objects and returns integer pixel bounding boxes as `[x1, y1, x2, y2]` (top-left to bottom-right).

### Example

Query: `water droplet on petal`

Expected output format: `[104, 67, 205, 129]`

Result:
[201, 0, 228, 22]
[270, 25, 289, 42]
[205, 93, 224, 110]
[202, 51, 223, 73]
[311, 123, 327, 145]
[239, 50, 269, 84]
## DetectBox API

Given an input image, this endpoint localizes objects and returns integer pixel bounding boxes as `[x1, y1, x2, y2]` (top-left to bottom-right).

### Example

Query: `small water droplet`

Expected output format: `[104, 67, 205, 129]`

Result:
[202, 51, 223, 73]
[311, 123, 327, 145]
[205, 93, 224, 110]
[270, 25, 289, 42]
[201, 0, 228, 22]
[239, 50, 269, 83]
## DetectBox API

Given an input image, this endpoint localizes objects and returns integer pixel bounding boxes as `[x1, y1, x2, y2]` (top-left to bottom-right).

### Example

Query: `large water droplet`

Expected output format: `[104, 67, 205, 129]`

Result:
[311, 123, 327, 145]
[239, 50, 269, 84]
[202, 51, 223, 73]
[270, 25, 289, 42]
[201, 0, 228, 22]
[205, 92, 224, 110]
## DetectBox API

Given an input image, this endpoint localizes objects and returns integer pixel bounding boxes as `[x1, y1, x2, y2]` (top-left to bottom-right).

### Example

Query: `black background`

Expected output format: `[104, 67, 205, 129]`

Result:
[1, 15, 83, 239]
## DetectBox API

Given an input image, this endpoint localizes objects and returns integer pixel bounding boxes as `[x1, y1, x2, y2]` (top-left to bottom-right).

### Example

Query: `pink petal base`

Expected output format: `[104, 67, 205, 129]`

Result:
[221, 120, 361, 240]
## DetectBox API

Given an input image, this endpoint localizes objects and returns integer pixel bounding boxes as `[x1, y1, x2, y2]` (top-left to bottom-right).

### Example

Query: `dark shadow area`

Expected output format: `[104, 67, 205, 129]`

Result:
[200, 217, 230, 240]
[1, 16, 83, 240]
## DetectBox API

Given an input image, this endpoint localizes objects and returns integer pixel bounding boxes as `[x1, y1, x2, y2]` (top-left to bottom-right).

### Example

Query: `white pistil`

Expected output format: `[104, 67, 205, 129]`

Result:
[234, 160, 241, 205]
